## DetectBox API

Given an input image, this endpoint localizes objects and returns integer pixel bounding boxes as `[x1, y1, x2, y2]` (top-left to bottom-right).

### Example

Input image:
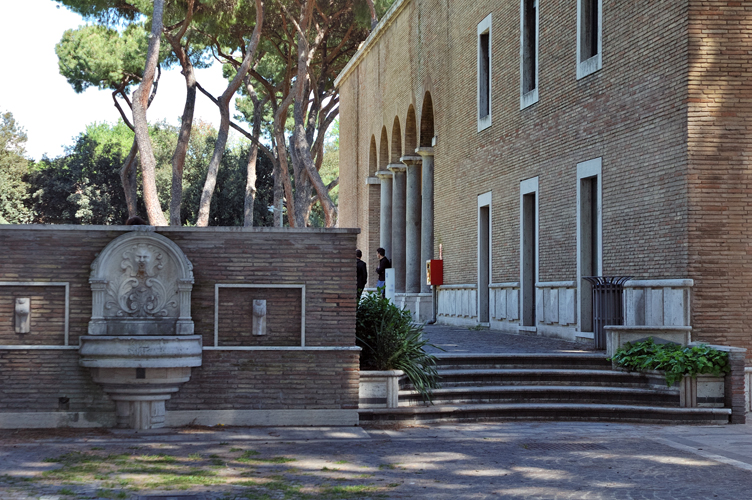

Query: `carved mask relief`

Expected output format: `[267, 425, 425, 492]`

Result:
[106, 243, 178, 318]
[89, 229, 195, 336]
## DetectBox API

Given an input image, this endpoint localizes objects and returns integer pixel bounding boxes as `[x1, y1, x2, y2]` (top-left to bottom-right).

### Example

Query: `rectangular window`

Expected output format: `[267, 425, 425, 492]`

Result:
[520, 0, 539, 108]
[577, 0, 602, 79]
[477, 14, 492, 131]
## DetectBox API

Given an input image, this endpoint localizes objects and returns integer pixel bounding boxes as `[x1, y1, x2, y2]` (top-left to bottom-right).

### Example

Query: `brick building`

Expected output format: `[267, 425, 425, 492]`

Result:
[335, 0, 752, 366]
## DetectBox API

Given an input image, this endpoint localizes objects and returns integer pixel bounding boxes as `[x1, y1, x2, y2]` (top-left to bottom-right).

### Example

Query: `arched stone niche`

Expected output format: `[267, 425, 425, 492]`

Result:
[88, 229, 194, 336]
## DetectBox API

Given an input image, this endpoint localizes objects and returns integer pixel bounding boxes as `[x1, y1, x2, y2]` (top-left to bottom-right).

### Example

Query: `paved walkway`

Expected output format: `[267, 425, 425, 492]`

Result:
[423, 324, 597, 354]
[1, 421, 752, 499]
[2, 327, 750, 499]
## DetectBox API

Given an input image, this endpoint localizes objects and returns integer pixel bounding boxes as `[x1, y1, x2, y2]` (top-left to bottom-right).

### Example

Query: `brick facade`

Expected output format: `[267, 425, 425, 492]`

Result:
[337, 0, 752, 360]
[0, 226, 360, 422]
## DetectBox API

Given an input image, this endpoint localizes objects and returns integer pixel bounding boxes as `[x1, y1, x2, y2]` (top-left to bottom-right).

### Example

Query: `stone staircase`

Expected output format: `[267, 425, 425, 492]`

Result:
[358, 353, 731, 425]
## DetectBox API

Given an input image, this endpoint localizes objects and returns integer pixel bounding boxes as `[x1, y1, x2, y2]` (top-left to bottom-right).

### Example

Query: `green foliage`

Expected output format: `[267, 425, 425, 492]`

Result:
[609, 338, 730, 387]
[23, 119, 275, 226]
[56, 23, 150, 93]
[308, 121, 339, 228]
[0, 111, 33, 224]
[356, 293, 440, 401]
[27, 121, 137, 224]
[179, 127, 275, 227]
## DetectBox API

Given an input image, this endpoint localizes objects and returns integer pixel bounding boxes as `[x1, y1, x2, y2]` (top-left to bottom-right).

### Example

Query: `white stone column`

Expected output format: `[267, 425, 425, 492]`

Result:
[388, 163, 407, 293]
[417, 147, 434, 294]
[403, 155, 422, 293]
[376, 170, 393, 259]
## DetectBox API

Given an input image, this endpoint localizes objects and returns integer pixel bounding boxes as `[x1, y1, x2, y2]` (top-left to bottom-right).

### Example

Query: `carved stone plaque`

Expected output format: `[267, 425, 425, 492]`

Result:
[88, 229, 194, 335]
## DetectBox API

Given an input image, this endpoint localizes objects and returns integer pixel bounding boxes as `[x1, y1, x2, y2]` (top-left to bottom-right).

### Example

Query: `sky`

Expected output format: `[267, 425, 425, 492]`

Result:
[0, 0, 234, 161]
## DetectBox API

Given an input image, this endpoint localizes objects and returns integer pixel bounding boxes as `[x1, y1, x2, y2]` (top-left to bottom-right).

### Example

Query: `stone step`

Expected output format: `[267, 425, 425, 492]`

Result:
[398, 385, 679, 407]
[435, 353, 612, 371]
[358, 403, 731, 425]
[410, 368, 656, 388]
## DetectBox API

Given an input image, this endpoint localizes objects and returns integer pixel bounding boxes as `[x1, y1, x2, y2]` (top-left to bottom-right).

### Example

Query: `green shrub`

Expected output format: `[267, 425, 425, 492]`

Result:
[356, 292, 440, 401]
[609, 338, 730, 387]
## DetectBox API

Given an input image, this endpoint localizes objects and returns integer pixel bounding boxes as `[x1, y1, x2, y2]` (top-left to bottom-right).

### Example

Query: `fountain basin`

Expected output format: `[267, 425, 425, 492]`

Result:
[79, 335, 202, 429]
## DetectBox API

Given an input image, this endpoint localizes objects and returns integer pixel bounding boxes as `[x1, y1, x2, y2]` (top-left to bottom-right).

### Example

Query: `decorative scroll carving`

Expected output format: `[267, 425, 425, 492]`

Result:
[104, 243, 178, 318]
[89, 230, 194, 335]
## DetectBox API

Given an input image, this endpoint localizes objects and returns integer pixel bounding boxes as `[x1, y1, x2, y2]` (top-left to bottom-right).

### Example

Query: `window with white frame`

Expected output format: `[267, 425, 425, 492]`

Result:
[520, 0, 539, 108]
[577, 0, 602, 79]
[477, 14, 492, 131]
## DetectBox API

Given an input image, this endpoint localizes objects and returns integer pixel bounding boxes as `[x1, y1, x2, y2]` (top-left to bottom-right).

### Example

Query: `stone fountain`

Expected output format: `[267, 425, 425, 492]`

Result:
[79, 229, 202, 429]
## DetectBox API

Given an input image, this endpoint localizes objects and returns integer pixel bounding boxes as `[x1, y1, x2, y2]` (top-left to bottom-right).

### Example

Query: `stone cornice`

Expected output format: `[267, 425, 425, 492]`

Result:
[399, 155, 422, 166]
[333, 0, 412, 88]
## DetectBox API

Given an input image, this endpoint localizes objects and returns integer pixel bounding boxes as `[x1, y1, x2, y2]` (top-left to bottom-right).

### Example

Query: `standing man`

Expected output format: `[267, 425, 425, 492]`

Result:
[375, 247, 391, 297]
[356, 249, 368, 302]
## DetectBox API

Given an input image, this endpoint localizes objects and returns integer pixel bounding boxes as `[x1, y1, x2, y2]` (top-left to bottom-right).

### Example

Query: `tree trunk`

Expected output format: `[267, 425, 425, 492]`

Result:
[272, 111, 296, 227]
[273, 160, 284, 227]
[132, 0, 168, 226]
[365, 0, 378, 30]
[243, 79, 264, 227]
[289, 5, 338, 228]
[170, 64, 196, 226]
[119, 138, 139, 219]
[196, 0, 264, 227]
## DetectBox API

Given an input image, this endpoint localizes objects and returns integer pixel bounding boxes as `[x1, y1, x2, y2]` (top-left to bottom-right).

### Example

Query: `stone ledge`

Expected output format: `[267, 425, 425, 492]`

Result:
[165, 409, 359, 427]
[0, 411, 116, 429]
[0, 224, 360, 234]
[605, 326, 693, 358]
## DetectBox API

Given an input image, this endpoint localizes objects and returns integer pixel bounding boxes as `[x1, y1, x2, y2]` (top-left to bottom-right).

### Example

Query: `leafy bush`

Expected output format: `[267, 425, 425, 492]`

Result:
[356, 293, 440, 401]
[609, 338, 730, 387]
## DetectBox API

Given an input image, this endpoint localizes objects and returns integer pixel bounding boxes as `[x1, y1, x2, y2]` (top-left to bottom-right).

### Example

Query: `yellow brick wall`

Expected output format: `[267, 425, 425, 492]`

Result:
[340, 0, 690, 286]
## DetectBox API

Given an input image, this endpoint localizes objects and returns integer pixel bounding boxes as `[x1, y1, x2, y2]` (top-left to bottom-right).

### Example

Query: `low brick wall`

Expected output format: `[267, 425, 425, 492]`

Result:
[0, 225, 360, 428]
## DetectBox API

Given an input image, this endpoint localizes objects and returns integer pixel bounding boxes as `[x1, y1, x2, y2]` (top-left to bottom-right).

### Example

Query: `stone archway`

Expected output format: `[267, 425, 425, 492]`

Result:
[420, 92, 435, 148]
[391, 116, 402, 162]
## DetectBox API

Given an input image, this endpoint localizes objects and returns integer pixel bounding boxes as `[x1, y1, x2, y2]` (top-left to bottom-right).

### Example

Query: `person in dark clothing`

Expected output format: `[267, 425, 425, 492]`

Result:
[356, 249, 368, 302]
[375, 247, 391, 296]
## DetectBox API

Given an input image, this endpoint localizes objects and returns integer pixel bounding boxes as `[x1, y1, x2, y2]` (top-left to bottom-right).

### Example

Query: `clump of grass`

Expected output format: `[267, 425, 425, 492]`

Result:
[136, 454, 177, 464]
[94, 489, 128, 499]
[0, 475, 34, 484]
[319, 484, 379, 499]
[143, 474, 226, 489]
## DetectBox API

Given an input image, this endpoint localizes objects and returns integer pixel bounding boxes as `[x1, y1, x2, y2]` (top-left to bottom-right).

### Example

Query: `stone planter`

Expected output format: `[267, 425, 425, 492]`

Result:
[359, 370, 404, 408]
[624, 368, 725, 408]
[680, 374, 725, 408]
[604, 326, 692, 358]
